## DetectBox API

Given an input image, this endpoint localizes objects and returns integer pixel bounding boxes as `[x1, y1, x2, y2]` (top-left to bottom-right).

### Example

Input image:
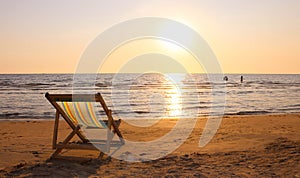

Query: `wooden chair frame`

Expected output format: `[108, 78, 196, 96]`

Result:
[45, 92, 124, 159]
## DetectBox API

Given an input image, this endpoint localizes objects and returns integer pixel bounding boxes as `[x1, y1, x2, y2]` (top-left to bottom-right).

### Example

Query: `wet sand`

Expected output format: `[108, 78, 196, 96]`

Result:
[0, 114, 299, 177]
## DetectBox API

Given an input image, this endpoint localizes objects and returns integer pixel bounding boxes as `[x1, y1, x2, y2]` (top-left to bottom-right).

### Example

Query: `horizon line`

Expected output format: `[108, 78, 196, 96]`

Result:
[0, 72, 299, 75]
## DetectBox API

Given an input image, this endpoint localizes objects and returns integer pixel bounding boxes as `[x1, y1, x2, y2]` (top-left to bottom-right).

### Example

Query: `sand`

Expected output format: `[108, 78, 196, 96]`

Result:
[0, 114, 299, 177]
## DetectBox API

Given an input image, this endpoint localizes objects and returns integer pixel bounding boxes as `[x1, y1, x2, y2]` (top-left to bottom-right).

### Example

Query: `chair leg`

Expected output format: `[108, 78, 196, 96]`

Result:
[115, 120, 125, 144]
[106, 128, 115, 153]
[98, 152, 105, 160]
[52, 111, 60, 149]
[51, 125, 81, 158]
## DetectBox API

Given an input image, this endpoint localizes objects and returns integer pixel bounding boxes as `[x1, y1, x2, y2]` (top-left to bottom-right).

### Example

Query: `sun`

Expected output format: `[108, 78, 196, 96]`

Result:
[157, 40, 183, 54]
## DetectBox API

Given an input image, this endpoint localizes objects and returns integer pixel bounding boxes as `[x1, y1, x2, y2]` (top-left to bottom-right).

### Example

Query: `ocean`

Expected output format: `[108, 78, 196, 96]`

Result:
[0, 73, 299, 120]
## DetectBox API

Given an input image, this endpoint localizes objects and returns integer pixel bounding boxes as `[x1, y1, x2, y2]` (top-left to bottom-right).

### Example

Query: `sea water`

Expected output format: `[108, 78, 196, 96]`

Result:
[0, 73, 299, 119]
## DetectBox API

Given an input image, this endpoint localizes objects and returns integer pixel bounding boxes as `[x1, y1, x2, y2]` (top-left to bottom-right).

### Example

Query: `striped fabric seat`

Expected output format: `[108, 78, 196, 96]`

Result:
[57, 102, 107, 128]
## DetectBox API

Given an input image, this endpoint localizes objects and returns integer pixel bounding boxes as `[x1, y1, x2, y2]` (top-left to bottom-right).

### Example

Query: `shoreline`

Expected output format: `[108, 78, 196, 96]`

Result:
[1, 112, 299, 122]
[1, 113, 299, 177]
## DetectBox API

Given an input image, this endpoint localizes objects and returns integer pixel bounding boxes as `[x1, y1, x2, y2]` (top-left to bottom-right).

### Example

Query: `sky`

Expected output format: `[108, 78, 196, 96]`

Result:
[0, 0, 299, 74]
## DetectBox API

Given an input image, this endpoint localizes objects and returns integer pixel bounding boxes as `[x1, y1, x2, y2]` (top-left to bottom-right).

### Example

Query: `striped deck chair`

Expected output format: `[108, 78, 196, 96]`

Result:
[45, 92, 124, 159]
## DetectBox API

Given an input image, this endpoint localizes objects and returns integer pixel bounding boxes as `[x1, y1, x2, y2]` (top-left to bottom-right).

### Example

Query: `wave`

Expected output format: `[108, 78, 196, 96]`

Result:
[25, 83, 54, 86]
[286, 104, 300, 107]
[228, 110, 270, 115]
[277, 108, 300, 112]
[95, 83, 109, 87]
[0, 83, 55, 89]
[133, 111, 151, 114]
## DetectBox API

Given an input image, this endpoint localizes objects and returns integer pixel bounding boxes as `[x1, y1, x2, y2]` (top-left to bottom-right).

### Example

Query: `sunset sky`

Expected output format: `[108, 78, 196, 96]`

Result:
[0, 0, 299, 74]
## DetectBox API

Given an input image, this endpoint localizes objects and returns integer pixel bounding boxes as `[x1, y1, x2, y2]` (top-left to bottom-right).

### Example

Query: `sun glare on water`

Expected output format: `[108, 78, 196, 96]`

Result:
[164, 77, 183, 117]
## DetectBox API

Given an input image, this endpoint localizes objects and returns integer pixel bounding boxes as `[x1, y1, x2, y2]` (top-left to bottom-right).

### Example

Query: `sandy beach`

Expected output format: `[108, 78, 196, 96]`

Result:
[0, 114, 299, 177]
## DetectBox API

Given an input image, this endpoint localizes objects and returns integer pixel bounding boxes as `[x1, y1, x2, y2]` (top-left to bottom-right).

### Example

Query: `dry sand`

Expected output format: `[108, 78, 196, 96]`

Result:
[0, 114, 299, 177]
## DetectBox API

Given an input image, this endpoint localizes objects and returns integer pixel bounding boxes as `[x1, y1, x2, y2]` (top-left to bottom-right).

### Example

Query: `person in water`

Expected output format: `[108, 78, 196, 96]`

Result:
[223, 76, 228, 81]
[241, 76, 243, 83]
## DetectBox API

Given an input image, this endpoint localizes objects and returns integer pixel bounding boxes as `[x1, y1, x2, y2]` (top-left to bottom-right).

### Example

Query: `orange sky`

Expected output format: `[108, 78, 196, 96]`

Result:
[0, 0, 299, 74]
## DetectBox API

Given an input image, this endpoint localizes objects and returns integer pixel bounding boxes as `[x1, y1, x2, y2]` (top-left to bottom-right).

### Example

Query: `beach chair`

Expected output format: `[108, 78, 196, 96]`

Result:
[45, 92, 124, 159]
